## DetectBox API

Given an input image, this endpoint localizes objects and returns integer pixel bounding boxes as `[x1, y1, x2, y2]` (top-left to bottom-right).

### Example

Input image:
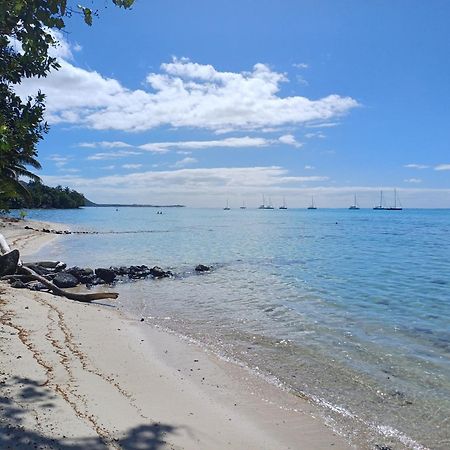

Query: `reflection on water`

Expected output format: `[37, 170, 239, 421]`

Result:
[30, 207, 450, 449]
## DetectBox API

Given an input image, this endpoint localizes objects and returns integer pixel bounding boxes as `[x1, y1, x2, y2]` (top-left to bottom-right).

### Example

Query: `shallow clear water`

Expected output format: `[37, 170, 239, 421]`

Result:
[29, 207, 450, 449]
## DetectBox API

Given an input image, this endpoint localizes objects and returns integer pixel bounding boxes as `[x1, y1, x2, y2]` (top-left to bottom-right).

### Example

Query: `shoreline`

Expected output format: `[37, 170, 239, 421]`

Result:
[0, 219, 350, 449]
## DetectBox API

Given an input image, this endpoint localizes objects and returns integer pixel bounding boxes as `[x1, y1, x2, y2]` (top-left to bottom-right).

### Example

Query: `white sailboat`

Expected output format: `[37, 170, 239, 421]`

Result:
[223, 199, 231, 210]
[259, 195, 274, 209]
[373, 191, 384, 210]
[385, 189, 402, 210]
[307, 196, 317, 210]
[373, 190, 402, 210]
[349, 194, 360, 210]
[279, 197, 287, 210]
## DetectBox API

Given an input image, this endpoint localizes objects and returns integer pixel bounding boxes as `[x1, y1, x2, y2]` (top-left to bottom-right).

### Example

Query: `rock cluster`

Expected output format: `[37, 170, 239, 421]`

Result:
[24, 225, 93, 235]
[3, 259, 178, 291]
[12, 261, 215, 291]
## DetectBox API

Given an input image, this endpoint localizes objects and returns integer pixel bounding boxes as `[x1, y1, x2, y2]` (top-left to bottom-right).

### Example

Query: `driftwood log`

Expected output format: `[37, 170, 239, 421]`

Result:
[0, 232, 118, 303]
[19, 266, 119, 302]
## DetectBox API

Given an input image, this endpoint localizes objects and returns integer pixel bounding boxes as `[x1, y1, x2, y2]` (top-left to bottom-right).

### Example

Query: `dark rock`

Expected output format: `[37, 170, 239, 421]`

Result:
[53, 272, 79, 288]
[32, 261, 67, 272]
[95, 268, 116, 283]
[65, 266, 95, 283]
[10, 280, 27, 289]
[85, 277, 106, 288]
[195, 264, 211, 272]
[91, 277, 106, 285]
[150, 266, 172, 278]
[24, 263, 53, 276]
[0, 250, 20, 276]
[112, 266, 130, 276]
[128, 265, 152, 279]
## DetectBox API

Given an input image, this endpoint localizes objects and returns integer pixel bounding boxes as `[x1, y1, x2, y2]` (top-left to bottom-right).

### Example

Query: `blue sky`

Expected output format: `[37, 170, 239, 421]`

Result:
[18, 0, 450, 207]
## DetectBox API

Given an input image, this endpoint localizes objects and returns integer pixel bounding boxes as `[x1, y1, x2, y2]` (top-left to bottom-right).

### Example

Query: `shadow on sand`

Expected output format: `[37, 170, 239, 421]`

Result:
[0, 376, 179, 449]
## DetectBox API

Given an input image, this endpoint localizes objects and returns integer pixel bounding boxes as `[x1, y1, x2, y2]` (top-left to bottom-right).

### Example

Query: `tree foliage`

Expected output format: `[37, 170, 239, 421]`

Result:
[0, 0, 134, 203]
[6, 181, 87, 209]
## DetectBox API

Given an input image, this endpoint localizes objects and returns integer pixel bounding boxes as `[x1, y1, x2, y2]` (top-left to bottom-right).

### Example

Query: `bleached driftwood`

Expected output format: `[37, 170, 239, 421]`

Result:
[19, 266, 119, 302]
[0, 233, 10, 254]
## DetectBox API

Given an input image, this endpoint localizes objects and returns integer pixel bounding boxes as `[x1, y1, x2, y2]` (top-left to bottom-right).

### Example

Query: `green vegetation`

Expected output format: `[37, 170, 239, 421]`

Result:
[0, 1, 135, 205]
[7, 181, 87, 209]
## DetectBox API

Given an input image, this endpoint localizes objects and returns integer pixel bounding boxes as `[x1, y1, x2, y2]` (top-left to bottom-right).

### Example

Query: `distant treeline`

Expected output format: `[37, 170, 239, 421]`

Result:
[7, 182, 87, 209]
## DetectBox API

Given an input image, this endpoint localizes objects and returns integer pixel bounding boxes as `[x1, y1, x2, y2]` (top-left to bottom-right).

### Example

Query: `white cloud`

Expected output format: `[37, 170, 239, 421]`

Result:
[404, 163, 429, 169]
[404, 178, 422, 183]
[434, 164, 450, 171]
[49, 30, 74, 60]
[171, 157, 197, 168]
[122, 164, 143, 169]
[305, 132, 325, 139]
[306, 122, 339, 128]
[278, 134, 302, 147]
[139, 136, 271, 153]
[42, 166, 327, 193]
[16, 52, 358, 132]
[86, 135, 302, 156]
[87, 150, 141, 160]
[78, 141, 133, 149]
[293, 63, 309, 69]
[102, 165, 116, 170]
[296, 75, 309, 86]
[73, 43, 82, 52]
[304, 165, 315, 170]
[47, 154, 69, 168]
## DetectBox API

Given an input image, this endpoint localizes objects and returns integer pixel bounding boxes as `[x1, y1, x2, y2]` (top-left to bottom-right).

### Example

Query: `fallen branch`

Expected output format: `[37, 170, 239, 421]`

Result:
[19, 266, 119, 303]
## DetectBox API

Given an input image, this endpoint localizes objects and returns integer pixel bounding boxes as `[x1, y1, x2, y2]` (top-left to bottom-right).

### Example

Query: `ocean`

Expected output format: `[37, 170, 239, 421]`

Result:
[27, 206, 450, 449]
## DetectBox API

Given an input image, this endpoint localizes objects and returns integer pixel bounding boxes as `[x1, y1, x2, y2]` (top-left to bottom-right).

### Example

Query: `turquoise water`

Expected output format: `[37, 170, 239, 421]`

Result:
[28, 207, 450, 449]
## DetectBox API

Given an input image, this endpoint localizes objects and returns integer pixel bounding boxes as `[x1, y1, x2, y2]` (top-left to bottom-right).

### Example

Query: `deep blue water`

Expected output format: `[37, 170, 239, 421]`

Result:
[27, 207, 450, 449]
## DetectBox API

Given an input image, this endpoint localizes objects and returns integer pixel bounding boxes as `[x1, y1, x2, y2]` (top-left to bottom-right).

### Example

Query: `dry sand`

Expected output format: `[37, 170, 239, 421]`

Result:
[0, 219, 351, 449]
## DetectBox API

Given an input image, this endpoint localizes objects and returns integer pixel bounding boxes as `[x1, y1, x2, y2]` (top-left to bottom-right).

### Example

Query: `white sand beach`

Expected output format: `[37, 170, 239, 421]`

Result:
[0, 219, 350, 449]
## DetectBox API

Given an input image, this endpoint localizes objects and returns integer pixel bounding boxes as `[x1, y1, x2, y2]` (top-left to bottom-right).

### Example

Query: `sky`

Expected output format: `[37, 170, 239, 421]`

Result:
[16, 0, 450, 207]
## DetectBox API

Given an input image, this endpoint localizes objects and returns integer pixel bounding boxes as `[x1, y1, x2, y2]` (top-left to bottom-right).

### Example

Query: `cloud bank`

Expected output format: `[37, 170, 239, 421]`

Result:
[17, 55, 358, 133]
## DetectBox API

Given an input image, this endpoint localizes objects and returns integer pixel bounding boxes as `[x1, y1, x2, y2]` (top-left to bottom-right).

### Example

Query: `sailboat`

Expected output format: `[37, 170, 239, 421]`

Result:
[240, 201, 246, 210]
[373, 191, 384, 210]
[307, 196, 317, 210]
[384, 189, 402, 210]
[223, 199, 231, 210]
[258, 195, 273, 209]
[349, 194, 360, 210]
[258, 195, 266, 209]
[279, 197, 287, 210]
